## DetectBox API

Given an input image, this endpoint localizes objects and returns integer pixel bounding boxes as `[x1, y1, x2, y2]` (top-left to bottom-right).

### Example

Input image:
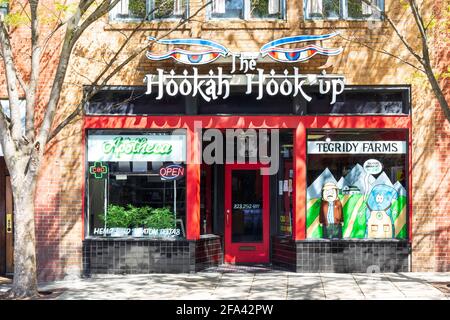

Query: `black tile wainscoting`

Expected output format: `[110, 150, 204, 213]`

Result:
[82, 234, 222, 275]
[272, 236, 411, 273]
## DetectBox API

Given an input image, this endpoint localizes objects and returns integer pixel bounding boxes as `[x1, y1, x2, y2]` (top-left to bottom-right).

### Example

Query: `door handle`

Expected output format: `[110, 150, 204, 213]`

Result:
[6, 213, 12, 233]
[226, 209, 230, 226]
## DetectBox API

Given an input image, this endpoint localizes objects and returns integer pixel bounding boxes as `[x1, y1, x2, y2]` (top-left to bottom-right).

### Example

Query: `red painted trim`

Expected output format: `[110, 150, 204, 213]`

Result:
[84, 115, 410, 130]
[186, 125, 200, 240]
[82, 115, 412, 242]
[408, 126, 413, 241]
[224, 163, 270, 264]
[294, 124, 307, 240]
[81, 126, 86, 240]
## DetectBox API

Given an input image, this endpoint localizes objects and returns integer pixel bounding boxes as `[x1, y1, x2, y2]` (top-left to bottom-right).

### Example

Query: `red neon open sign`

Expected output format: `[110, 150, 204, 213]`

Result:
[159, 164, 185, 181]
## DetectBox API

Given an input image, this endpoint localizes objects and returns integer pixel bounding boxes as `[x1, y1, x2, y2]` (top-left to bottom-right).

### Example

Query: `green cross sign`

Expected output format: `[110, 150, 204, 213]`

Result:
[89, 161, 108, 179]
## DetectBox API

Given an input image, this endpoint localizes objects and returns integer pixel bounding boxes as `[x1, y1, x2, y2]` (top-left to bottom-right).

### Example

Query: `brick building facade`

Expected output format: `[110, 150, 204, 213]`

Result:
[0, 0, 449, 281]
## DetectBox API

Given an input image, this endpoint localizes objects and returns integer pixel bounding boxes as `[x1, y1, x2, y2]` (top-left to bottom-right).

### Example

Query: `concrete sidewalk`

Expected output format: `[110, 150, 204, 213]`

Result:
[1, 272, 449, 300]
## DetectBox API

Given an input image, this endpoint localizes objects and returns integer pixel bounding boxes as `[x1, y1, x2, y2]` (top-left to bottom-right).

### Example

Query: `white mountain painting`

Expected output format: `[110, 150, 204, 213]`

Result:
[308, 164, 408, 198]
[336, 177, 345, 190]
[343, 164, 375, 194]
[393, 181, 407, 196]
[307, 168, 337, 199]
[371, 171, 394, 187]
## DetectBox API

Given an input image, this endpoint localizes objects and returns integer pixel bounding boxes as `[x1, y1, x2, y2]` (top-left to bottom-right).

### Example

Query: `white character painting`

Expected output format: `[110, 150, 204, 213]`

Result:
[365, 184, 398, 238]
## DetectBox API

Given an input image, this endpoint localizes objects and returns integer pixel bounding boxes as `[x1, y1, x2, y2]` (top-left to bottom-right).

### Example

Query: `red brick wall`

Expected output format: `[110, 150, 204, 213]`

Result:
[31, 0, 450, 278]
[430, 0, 450, 271]
[1, 0, 449, 280]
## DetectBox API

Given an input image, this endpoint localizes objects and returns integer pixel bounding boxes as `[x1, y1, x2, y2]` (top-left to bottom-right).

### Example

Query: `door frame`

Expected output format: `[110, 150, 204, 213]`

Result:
[224, 163, 270, 264]
[0, 158, 5, 275]
[5, 175, 13, 274]
[200, 164, 213, 234]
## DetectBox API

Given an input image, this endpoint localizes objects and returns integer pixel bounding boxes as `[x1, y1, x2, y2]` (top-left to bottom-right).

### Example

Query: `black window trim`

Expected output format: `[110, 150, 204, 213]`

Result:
[83, 84, 411, 117]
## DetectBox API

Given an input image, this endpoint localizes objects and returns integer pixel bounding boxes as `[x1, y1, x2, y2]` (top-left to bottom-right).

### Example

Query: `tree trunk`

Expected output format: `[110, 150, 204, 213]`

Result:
[7, 176, 38, 299]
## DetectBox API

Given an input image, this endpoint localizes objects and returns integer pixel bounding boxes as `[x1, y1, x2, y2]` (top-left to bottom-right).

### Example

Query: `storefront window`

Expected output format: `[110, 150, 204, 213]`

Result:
[276, 130, 293, 236]
[306, 130, 408, 240]
[110, 0, 187, 21]
[305, 87, 410, 115]
[211, 0, 244, 18]
[305, 0, 384, 20]
[85, 88, 186, 115]
[250, 0, 283, 19]
[0, 2, 8, 19]
[210, 0, 284, 19]
[86, 130, 187, 238]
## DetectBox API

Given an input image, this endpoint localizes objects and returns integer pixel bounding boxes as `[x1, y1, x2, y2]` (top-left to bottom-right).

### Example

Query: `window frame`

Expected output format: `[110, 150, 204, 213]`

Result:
[84, 129, 188, 239]
[0, 2, 8, 19]
[304, 0, 385, 21]
[207, 0, 287, 21]
[305, 128, 410, 240]
[84, 85, 411, 116]
[109, 0, 190, 22]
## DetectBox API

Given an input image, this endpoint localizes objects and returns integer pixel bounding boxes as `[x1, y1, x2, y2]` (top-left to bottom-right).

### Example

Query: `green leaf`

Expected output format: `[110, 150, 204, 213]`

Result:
[399, 0, 410, 9]
[54, 2, 69, 12]
[99, 204, 176, 230]
[3, 12, 29, 27]
[144, 207, 175, 229]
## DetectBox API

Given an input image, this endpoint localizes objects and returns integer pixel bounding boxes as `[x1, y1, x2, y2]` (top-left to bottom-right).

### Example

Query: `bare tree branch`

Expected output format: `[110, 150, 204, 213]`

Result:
[47, 1, 213, 142]
[40, 0, 65, 25]
[342, 1, 449, 122]
[36, 0, 121, 153]
[409, 0, 450, 122]
[362, 0, 424, 64]
[40, 22, 65, 58]
[15, 0, 32, 26]
[40, 1, 67, 57]
[409, 0, 430, 65]
[0, 22, 23, 142]
[424, 15, 436, 32]
[25, 0, 41, 141]
[89, 0, 170, 86]
[0, 106, 15, 164]
[72, 67, 94, 84]
[409, 0, 428, 38]
[336, 33, 425, 73]
[72, 0, 120, 41]
[15, 68, 27, 92]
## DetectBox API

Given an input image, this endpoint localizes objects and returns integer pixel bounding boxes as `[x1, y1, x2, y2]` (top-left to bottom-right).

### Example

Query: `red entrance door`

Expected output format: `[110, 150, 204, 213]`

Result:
[224, 164, 269, 264]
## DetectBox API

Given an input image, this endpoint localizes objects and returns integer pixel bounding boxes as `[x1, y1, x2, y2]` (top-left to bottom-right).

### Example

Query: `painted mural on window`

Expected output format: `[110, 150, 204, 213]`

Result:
[306, 130, 408, 240]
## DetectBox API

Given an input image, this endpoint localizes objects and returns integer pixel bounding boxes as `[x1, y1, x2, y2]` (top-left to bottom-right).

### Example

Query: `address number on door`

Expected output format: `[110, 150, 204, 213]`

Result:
[233, 204, 261, 209]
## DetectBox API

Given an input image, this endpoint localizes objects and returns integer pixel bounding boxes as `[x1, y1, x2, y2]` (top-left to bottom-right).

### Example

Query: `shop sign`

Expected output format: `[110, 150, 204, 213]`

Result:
[160, 164, 185, 181]
[307, 141, 407, 154]
[144, 68, 344, 103]
[363, 159, 383, 175]
[89, 161, 108, 179]
[145, 33, 345, 103]
[88, 134, 186, 162]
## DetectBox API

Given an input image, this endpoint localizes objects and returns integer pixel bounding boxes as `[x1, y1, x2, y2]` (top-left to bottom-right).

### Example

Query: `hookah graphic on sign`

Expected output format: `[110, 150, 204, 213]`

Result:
[144, 32, 345, 103]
